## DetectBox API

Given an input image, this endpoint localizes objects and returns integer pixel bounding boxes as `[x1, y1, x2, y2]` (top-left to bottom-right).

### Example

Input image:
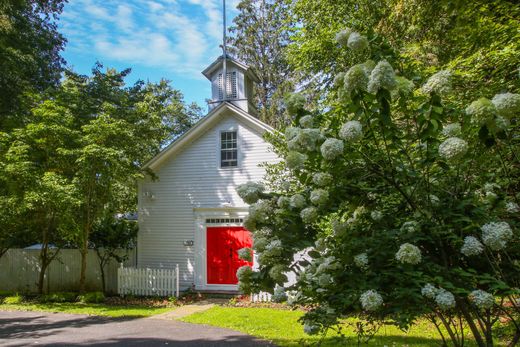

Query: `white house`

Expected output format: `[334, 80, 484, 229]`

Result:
[137, 55, 279, 292]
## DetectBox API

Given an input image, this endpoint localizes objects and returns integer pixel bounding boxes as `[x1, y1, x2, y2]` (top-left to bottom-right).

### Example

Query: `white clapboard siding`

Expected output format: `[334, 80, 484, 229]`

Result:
[117, 265, 179, 297]
[138, 112, 279, 289]
[0, 249, 136, 293]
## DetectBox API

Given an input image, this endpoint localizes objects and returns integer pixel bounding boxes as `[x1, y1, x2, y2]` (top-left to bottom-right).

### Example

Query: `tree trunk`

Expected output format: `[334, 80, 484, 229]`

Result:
[459, 301, 487, 347]
[38, 227, 50, 294]
[78, 223, 90, 293]
[96, 248, 107, 293]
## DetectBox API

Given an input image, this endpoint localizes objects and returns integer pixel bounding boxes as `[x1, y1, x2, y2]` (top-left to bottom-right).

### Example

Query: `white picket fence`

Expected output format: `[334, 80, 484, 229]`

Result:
[117, 265, 180, 297]
[251, 291, 272, 302]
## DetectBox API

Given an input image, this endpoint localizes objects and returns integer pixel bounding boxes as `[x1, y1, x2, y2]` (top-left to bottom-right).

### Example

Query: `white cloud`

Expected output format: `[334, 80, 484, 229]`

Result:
[60, 0, 230, 77]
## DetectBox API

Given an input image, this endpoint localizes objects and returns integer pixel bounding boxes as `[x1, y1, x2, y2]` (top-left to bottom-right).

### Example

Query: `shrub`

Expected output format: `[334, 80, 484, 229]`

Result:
[78, 291, 105, 304]
[39, 292, 78, 303]
[4, 294, 24, 305]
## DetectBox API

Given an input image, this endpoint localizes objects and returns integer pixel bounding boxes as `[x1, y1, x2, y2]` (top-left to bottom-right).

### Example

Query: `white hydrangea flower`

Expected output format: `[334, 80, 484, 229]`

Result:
[285, 93, 306, 116]
[347, 32, 369, 52]
[421, 70, 452, 96]
[317, 273, 332, 287]
[360, 290, 383, 311]
[367, 60, 397, 93]
[285, 126, 300, 141]
[335, 28, 352, 46]
[286, 151, 307, 170]
[400, 221, 419, 233]
[370, 210, 383, 221]
[394, 76, 415, 95]
[435, 289, 456, 310]
[277, 196, 290, 208]
[354, 253, 369, 270]
[506, 201, 520, 213]
[438, 137, 468, 162]
[491, 92, 520, 118]
[320, 138, 344, 160]
[301, 207, 318, 224]
[466, 98, 496, 125]
[299, 115, 314, 128]
[469, 290, 494, 309]
[461, 236, 484, 256]
[395, 243, 422, 265]
[253, 235, 268, 252]
[310, 189, 329, 206]
[344, 64, 369, 93]
[421, 283, 438, 299]
[290, 194, 306, 209]
[442, 123, 462, 137]
[303, 322, 320, 335]
[339, 120, 363, 142]
[312, 172, 333, 187]
[495, 116, 510, 130]
[481, 221, 513, 251]
[288, 128, 323, 152]
[237, 247, 253, 262]
[333, 72, 346, 87]
[269, 264, 287, 283]
[483, 182, 500, 193]
[237, 182, 265, 204]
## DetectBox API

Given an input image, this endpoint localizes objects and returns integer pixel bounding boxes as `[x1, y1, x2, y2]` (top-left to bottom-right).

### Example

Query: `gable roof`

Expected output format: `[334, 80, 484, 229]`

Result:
[202, 55, 260, 83]
[143, 102, 274, 170]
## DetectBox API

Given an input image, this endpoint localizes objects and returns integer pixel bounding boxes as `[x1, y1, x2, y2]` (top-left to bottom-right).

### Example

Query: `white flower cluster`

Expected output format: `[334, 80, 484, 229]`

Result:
[290, 194, 306, 209]
[333, 72, 346, 87]
[421, 283, 438, 299]
[491, 92, 520, 118]
[269, 264, 287, 283]
[395, 243, 422, 265]
[506, 201, 520, 213]
[299, 115, 314, 128]
[400, 221, 419, 233]
[344, 64, 369, 93]
[310, 189, 329, 206]
[438, 137, 468, 162]
[461, 236, 484, 256]
[360, 290, 383, 311]
[442, 123, 462, 137]
[335, 28, 352, 46]
[320, 138, 344, 160]
[285, 93, 306, 116]
[421, 70, 452, 96]
[435, 289, 456, 310]
[354, 253, 369, 270]
[277, 196, 290, 208]
[287, 128, 323, 152]
[286, 151, 307, 170]
[317, 273, 333, 287]
[303, 322, 320, 335]
[237, 182, 265, 204]
[313, 172, 333, 187]
[367, 60, 397, 93]
[347, 32, 369, 52]
[469, 290, 494, 310]
[339, 120, 363, 142]
[370, 210, 383, 221]
[258, 239, 283, 266]
[394, 76, 415, 95]
[237, 247, 253, 262]
[481, 221, 513, 251]
[301, 206, 318, 224]
[465, 97, 495, 125]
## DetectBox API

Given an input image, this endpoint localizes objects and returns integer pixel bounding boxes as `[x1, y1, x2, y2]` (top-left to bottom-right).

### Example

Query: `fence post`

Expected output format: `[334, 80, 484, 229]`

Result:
[176, 264, 179, 297]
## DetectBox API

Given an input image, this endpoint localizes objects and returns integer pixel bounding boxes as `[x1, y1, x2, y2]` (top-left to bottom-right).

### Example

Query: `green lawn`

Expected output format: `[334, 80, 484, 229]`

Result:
[0, 302, 171, 318]
[181, 306, 488, 347]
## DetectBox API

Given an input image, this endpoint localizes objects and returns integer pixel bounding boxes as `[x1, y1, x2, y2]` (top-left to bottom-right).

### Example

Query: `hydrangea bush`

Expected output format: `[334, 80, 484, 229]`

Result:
[236, 30, 519, 347]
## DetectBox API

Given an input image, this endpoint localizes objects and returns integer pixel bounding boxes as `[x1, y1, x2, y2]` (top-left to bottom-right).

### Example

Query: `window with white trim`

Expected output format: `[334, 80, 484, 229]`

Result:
[220, 130, 238, 168]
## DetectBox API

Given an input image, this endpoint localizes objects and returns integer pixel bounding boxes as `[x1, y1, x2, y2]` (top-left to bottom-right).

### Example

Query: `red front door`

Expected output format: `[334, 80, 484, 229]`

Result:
[206, 226, 253, 285]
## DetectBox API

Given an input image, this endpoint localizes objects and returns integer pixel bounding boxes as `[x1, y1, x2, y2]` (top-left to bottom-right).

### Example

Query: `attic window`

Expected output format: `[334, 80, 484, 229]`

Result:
[218, 72, 237, 100]
[220, 130, 238, 168]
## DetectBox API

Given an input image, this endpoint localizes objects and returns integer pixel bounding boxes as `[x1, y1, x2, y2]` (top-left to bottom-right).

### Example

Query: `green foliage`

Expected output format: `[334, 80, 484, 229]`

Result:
[39, 292, 78, 303]
[238, 34, 519, 346]
[78, 292, 105, 304]
[4, 294, 24, 305]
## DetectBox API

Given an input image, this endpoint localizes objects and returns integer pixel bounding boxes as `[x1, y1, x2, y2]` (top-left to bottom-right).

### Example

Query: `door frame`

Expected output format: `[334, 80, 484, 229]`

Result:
[193, 207, 249, 291]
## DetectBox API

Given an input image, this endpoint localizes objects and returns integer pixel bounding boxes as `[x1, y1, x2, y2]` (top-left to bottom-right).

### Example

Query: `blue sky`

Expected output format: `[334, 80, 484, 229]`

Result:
[59, 0, 240, 109]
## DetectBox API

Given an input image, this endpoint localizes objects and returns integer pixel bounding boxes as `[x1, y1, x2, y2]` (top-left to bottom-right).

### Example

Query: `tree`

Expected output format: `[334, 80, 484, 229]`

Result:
[237, 31, 520, 346]
[228, 0, 294, 128]
[286, 0, 520, 104]
[90, 216, 138, 293]
[0, 0, 66, 129]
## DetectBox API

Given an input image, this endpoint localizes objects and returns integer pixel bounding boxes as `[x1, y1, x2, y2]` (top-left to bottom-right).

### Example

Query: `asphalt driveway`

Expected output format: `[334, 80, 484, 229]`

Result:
[0, 310, 273, 346]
